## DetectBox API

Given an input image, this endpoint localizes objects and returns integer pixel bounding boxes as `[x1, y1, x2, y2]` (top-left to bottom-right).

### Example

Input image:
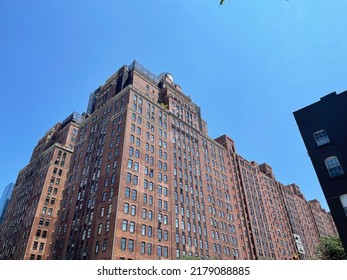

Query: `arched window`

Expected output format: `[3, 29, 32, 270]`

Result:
[325, 156, 344, 177]
[313, 130, 330, 146]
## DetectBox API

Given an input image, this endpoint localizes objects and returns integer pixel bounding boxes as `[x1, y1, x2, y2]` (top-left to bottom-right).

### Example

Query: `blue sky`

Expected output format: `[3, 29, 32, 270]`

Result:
[1, 0, 347, 210]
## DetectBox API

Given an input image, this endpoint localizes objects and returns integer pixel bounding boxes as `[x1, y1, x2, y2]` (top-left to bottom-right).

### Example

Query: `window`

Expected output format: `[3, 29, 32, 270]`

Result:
[124, 203, 129, 214]
[137, 242, 144, 255]
[102, 239, 108, 251]
[95, 241, 99, 254]
[314, 130, 330, 146]
[122, 220, 128, 231]
[39, 243, 44, 251]
[325, 156, 344, 177]
[126, 173, 132, 183]
[129, 221, 135, 233]
[98, 223, 103, 235]
[133, 175, 138, 185]
[147, 243, 153, 255]
[132, 190, 137, 200]
[163, 246, 169, 258]
[121, 238, 126, 251]
[131, 205, 136, 216]
[128, 239, 134, 252]
[125, 187, 130, 198]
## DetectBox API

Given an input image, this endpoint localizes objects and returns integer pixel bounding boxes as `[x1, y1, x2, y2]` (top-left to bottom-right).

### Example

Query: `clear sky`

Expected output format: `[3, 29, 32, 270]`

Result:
[1, 0, 347, 210]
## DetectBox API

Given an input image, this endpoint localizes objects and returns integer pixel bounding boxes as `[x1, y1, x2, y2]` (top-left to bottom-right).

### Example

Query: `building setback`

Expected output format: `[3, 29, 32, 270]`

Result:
[294, 91, 347, 253]
[0, 112, 81, 260]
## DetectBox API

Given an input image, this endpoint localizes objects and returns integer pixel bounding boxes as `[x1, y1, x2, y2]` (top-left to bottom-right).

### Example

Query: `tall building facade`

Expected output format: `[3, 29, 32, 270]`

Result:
[308, 200, 338, 238]
[224, 155, 297, 260]
[294, 91, 347, 253]
[50, 61, 336, 260]
[51, 62, 250, 260]
[0, 183, 14, 224]
[0, 112, 81, 259]
[1, 61, 337, 260]
[280, 184, 321, 259]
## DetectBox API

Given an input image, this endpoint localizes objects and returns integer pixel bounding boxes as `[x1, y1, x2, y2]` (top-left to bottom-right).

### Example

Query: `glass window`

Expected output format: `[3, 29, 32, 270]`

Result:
[131, 205, 136, 216]
[132, 190, 137, 200]
[141, 242, 146, 254]
[128, 239, 134, 252]
[124, 203, 129, 214]
[121, 238, 126, 251]
[314, 130, 330, 146]
[122, 220, 128, 231]
[158, 245, 162, 257]
[125, 187, 130, 198]
[129, 221, 135, 233]
[325, 156, 344, 177]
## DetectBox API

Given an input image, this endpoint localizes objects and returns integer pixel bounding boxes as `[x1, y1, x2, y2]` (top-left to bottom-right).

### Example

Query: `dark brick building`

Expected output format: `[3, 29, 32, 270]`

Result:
[294, 91, 347, 253]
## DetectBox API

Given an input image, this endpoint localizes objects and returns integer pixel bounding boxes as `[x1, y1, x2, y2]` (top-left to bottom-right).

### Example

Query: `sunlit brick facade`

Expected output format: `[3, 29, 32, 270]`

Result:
[280, 183, 320, 259]
[51, 62, 250, 260]
[50, 62, 340, 260]
[2, 61, 330, 260]
[308, 199, 338, 239]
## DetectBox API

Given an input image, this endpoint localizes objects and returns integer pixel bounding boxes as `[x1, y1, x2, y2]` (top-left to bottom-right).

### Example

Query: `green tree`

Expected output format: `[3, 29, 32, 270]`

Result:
[315, 236, 347, 260]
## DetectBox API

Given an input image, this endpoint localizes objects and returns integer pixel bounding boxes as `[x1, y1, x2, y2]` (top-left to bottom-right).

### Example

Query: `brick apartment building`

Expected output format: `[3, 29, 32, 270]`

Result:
[51, 62, 250, 260]
[50, 61, 337, 260]
[280, 184, 322, 259]
[0, 62, 339, 260]
[0, 113, 81, 259]
[308, 199, 338, 238]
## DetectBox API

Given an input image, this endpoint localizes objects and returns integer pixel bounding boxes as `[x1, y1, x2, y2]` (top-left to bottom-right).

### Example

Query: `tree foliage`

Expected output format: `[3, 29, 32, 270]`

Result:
[315, 236, 347, 260]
